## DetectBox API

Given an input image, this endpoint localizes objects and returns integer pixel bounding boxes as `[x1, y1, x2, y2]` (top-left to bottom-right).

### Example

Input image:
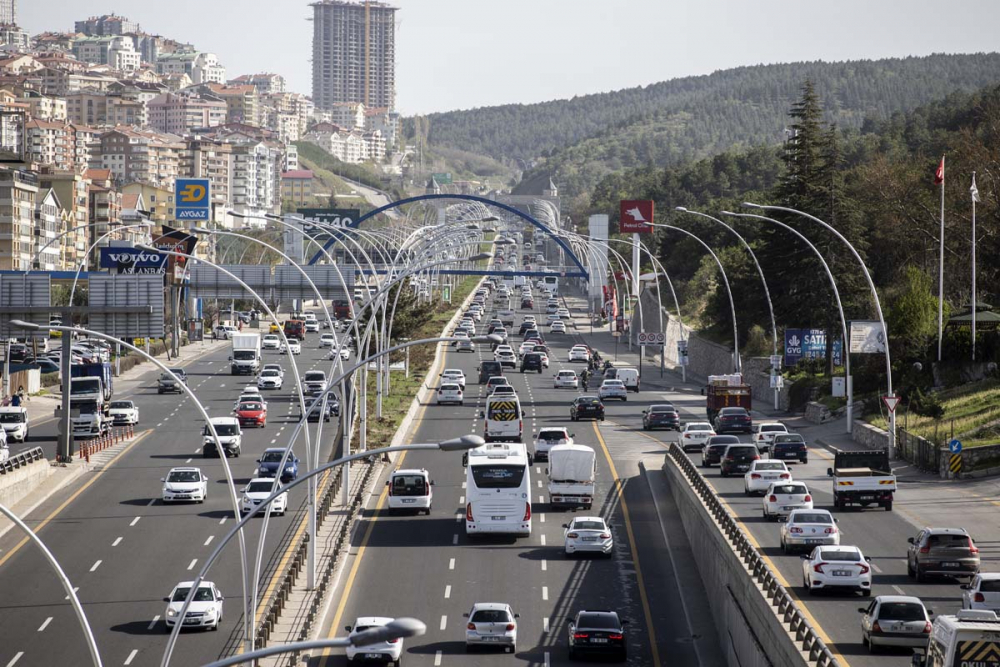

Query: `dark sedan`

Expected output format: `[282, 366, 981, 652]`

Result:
[771, 434, 808, 463]
[701, 435, 740, 467]
[571, 396, 605, 422]
[713, 407, 753, 434]
[642, 404, 680, 431]
[568, 610, 628, 661]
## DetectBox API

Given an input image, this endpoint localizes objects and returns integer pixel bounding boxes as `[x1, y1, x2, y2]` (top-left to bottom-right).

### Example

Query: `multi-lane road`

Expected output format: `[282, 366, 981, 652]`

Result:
[0, 336, 341, 667]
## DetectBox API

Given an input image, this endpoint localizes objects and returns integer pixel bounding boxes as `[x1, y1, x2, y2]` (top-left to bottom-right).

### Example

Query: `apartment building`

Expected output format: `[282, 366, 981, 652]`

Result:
[231, 141, 281, 218]
[25, 119, 73, 169]
[181, 139, 232, 219]
[24, 93, 67, 121]
[0, 0, 15, 26]
[107, 96, 147, 127]
[96, 127, 183, 189]
[230, 73, 285, 95]
[122, 181, 173, 223]
[148, 92, 226, 134]
[202, 83, 260, 126]
[156, 51, 226, 85]
[71, 35, 141, 72]
[75, 14, 141, 36]
[0, 168, 38, 270]
[33, 188, 60, 270]
[37, 166, 89, 270]
[40, 68, 116, 97]
[281, 170, 314, 206]
[85, 167, 122, 264]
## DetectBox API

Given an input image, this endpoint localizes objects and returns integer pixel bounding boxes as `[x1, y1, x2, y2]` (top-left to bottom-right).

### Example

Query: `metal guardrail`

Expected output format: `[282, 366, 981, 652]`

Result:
[666, 442, 841, 667]
[0, 446, 44, 474]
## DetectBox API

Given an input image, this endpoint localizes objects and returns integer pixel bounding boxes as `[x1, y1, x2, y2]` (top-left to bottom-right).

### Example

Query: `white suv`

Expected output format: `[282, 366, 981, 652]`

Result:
[534, 427, 573, 461]
[386, 469, 433, 514]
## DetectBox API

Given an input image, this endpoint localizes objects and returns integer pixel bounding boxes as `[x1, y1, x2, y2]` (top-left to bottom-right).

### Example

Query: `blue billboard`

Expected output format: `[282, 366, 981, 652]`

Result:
[99, 247, 167, 274]
[175, 178, 210, 221]
[784, 328, 843, 367]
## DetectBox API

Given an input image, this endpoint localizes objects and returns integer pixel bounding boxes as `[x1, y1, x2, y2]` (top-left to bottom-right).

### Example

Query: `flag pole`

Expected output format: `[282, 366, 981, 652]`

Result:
[937, 155, 945, 362]
[972, 171, 978, 362]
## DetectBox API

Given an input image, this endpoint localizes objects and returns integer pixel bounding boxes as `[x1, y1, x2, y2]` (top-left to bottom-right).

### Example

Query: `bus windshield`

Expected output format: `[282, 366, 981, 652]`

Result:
[471, 464, 525, 489]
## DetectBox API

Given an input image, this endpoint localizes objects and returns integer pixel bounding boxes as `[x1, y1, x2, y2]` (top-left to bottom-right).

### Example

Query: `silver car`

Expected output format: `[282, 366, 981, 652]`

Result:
[598, 379, 628, 402]
[563, 517, 613, 557]
[464, 602, 519, 651]
[780, 509, 839, 553]
[553, 370, 579, 389]
[859, 595, 932, 650]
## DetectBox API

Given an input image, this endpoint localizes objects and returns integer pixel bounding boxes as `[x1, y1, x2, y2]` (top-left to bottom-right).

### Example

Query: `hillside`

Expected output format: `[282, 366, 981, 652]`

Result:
[414, 53, 1000, 199]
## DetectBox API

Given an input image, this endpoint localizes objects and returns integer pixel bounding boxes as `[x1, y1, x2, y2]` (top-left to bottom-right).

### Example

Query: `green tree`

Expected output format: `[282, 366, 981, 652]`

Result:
[886, 266, 946, 360]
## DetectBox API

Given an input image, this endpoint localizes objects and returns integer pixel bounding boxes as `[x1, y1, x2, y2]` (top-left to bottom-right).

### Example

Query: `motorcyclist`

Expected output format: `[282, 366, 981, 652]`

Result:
[581, 369, 590, 391]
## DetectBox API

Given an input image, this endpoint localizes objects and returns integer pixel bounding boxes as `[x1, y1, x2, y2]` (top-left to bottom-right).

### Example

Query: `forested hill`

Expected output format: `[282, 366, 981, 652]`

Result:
[416, 53, 1000, 198]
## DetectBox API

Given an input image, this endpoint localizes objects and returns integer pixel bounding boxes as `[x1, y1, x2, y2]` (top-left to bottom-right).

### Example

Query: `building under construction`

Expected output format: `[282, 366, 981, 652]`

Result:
[311, 0, 397, 112]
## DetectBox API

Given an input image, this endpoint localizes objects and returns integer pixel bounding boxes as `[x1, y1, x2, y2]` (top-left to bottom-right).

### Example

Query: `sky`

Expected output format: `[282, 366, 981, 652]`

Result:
[21, 0, 1000, 116]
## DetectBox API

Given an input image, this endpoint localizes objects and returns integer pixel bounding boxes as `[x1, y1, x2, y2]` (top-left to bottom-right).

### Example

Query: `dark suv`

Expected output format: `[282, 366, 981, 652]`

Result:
[571, 396, 605, 422]
[701, 435, 740, 467]
[907, 527, 980, 582]
[771, 434, 808, 463]
[477, 360, 503, 384]
[568, 610, 628, 661]
[520, 352, 543, 373]
[642, 404, 679, 431]
[714, 407, 753, 434]
[720, 444, 760, 477]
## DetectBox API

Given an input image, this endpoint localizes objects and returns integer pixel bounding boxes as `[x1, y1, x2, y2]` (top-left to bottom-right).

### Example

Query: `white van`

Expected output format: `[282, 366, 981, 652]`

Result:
[203, 417, 242, 458]
[915, 608, 1000, 666]
[481, 395, 523, 442]
[605, 366, 640, 392]
[386, 468, 433, 515]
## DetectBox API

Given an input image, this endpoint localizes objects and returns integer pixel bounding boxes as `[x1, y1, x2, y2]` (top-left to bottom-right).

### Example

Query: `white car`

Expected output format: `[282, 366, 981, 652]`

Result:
[262, 335, 280, 350]
[257, 369, 284, 390]
[490, 385, 517, 398]
[261, 363, 283, 378]
[802, 545, 872, 596]
[437, 383, 464, 405]
[546, 312, 563, 324]
[344, 617, 405, 663]
[762, 481, 813, 521]
[241, 478, 288, 516]
[163, 581, 224, 631]
[534, 427, 573, 461]
[523, 316, 537, 325]
[517, 341, 536, 357]
[564, 516, 613, 557]
[962, 573, 1000, 610]
[553, 370, 579, 389]
[280, 340, 301, 355]
[305, 320, 320, 333]
[107, 401, 137, 428]
[328, 347, 351, 360]
[320, 333, 336, 347]
[496, 349, 517, 368]
[754, 422, 789, 452]
[780, 509, 839, 553]
[161, 467, 208, 503]
[568, 346, 590, 362]
[556, 307, 570, 318]
[598, 379, 627, 401]
[494, 344, 514, 359]
[464, 602, 519, 651]
[743, 459, 791, 495]
[550, 320, 567, 333]
[451, 330, 470, 345]
[440, 369, 466, 389]
[680, 422, 715, 452]
[235, 393, 266, 411]
[538, 352, 550, 368]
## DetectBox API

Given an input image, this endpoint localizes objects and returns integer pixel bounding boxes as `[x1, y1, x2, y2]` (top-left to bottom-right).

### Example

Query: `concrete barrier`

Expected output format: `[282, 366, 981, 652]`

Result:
[661, 443, 839, 667]
[0, 458, 52, 510]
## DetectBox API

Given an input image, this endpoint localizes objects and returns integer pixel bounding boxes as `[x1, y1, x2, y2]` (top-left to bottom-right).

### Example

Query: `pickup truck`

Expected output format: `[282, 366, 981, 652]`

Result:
[547, 444, 596, 508]
[826, 449, 896, 511]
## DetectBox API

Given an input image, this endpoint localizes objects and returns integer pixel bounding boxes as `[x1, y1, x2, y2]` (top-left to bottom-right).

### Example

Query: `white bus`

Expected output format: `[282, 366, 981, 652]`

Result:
[542, 274, 559, 294]
[465, 443, 532, 537]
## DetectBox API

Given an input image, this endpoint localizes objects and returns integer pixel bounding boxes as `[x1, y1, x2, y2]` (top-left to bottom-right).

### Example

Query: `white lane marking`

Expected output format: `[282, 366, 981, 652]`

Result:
[540, 534, 546, 546]
[271, 439, 277, 444]
[444, 585, 451, 599]
[6, 651, 23, 666]
[540, 513, 545, 523]
[129, 516, 140, 527]
[156, 422, 163, 427]
[537, 480, 542, 488]
[219, 384, 226, 388]
[871, 563, 883, 574]
[204, 535, 214, 546]
[461, 482, 466, 489]
[543, 617, 549, 633]
[64, 587, 79, 600]
[455, 512, 463, 523]
[185, 458, 192, 464]
[147, 615, 160, 630]
[449, 558, 455, 570]
[892, 584, 906, 595]
[89, 560, 102, 572]
[37, 617, 52, 632]
[541, 559, 547, 572]
[538, 495, 544, 503]
[112, 537, 123, 547]
[434, 651, 442, 666]
[459, 495, 465, 505]
[187, 559, 198, 571]
[439, 615, 447, 631]
[219, 517, 227, 525]
[542, 586, 549, 601]
[123, 649, 138, 665]
[146, 498, 156, 506]
[452, 534, 458, 545]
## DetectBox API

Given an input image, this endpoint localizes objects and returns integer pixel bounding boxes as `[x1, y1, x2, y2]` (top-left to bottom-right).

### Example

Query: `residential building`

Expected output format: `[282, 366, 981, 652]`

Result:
[96, 127, 183, 189]
[148, 92, 226, 134]
[229, 73, 285, 95]
[34, 52, 86, 73]
[0, 0, 15, 26]
[156, 51, 226, 85]
[65, 90, 107, 125]
[284, 143, 298, 171]
[75, 14, 141, 36]
[108, 80, 168, 105]
[202, 83, 259, 126]
[180, 139, 232, 219]
[33, 188, 60, 270]
[0, 54, 41, 75]
[23, 92, 67, 121]
[281, 170, 314, 206]
[302, 122, 384, 164]
[262, 91, 314, 137]
[364, 107, 398, 150]
[231, 141, 281, 218]
[106, 96, 147, 127]
[71, 35, 140, 72]
[0, 168, 37, 270]
[363, 129, 386, 161]
[37, 166, 89, 269]
[25, 119, 72, 169]
[161, 72, 193, 92]
[0, 24, 28, 50]
[85, 167, 122, 263]
[311, 0, 397, 111]
[33, 34, 81, 53]
[69, 124, 100, 169]
[122, 181, 173, 224]
[40, 67, 116, 96]
[0, 108, 24, 160]
[330, 101, 364, 129]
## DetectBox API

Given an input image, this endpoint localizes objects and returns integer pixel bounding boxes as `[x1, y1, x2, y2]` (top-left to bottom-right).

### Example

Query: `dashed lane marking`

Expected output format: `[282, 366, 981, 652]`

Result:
[6, 651, 23, 666]
[37, 617, 52, 632]
[123, 649, 138, 665]
[444, 585, 451, 599]
[89, 560, 101, 572]
[112, 537, 123, 547]
[147, 615, 159, 631]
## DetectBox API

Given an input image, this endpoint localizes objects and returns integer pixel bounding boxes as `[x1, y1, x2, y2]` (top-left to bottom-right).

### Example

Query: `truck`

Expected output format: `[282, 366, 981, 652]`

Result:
[230, 333, 261, 375]
[547, 444, 596, 508]
[826, 449, 896, 511]
[67, 362, 113, 438]
[703, 374, 751, 423]
[914, 609, 1000, 667]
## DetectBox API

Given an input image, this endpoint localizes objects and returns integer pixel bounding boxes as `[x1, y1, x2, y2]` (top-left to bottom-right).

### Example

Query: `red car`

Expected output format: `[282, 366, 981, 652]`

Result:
[235, 401, 267, 428]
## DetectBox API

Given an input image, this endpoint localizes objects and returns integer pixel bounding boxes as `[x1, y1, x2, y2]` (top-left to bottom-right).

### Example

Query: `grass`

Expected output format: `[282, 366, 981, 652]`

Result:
[868, 379, 1000, 447]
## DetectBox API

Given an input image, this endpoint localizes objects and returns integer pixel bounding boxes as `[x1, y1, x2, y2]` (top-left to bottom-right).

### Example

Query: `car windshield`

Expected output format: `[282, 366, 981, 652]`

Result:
[578, 613, 620, 630]
[761, 425, 786, 432]
[573, 520, 605, 531]
[304, 372, 325, 382]
[238, 403, 262, 411]
[793, 513, 832, 525]
[577, 398, 600, 405]
[558, 372, 575, 378]
[772, 484, 807, 495]
[207, 424, 239, 436]
[392, 475, 427, 495]
[980, 579, 1000, 592]
[261, 370, 279, 377]
[110, 402, 133, 410]
[774, 435, 805, 444]
[247, 481, 279, 494]
[169, 369, 185, 377]
[0, 412, 24, 423]
[471, 609, 510, 623]
[171, 587, 214, 603]
[721, 408, 747, 416]
[709, 436, 740, 444]
[755, 462, 785, 470]
[878, 603, 925, 621]
[441, 384, 460, 391]
[688, 424, 712, 431]
[471, 464, 525, 489]
[819, 550, 861, 561]
[538, 431, 568, 442]
[168, 471, 201, 483]
[261, 451, 291, 463]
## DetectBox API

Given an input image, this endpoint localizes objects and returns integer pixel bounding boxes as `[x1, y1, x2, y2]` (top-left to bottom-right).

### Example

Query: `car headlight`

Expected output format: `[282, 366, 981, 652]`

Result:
[166, 609, 178, 617]
[284, 467, 295, 473]
[259, 466, 268, 474]
[242, 495, 250, 504]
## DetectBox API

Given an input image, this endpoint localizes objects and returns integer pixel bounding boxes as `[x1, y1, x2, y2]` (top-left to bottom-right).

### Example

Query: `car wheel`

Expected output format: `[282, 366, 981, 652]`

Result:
[393, 658, 401, 667]
[868, 638, 879, 654]
[862, 588, 871, 597]
[915, 565, 925, 583]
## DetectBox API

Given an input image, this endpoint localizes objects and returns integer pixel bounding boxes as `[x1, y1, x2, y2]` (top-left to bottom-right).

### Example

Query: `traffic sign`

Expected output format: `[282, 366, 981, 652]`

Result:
[637, 332, 665, 346]
[949, 439, 962, 454]
[882, 395, 902, 413]
[175, 178, 210, 221]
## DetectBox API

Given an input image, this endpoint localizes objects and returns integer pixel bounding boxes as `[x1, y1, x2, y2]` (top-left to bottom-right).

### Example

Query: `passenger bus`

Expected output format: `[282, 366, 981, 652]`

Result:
[465, 442, 531, 537]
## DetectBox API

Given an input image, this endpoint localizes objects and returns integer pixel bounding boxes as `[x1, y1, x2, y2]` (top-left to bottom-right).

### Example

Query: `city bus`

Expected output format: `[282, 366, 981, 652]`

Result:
[465, 442, 532, 537]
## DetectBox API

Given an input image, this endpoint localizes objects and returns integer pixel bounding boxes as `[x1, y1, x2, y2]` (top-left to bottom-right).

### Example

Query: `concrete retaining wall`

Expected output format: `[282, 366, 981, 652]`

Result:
[744, 356, 790, 412]
[851, 420, 890, 449]
[804, 402, 832, 424]
[662, 455, 813, 667]
[0, 459, 51, 509]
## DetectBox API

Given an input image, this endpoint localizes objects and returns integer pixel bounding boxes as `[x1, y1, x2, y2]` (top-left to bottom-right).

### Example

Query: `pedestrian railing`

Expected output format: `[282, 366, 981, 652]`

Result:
[667, 442, 841, 667]
[897, 428, 942, 473]
[0, 446, 44, 474]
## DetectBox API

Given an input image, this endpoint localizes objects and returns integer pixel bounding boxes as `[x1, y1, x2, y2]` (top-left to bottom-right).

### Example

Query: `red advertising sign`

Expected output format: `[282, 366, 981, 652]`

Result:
[619, 200, 654, 233]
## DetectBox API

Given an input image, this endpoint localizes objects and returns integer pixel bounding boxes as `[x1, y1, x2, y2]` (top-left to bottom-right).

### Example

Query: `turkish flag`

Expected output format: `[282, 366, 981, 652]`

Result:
[933, 156, 945, 185]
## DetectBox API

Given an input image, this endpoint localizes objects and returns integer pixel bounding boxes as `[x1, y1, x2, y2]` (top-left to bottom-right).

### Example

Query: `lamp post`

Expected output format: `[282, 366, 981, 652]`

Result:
[744, 202, 895, 455]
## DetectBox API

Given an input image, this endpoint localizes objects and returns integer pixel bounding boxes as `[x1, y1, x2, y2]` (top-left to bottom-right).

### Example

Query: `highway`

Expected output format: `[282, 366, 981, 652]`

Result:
[0, 334, 341, 667]
[312, 283, 722, 666]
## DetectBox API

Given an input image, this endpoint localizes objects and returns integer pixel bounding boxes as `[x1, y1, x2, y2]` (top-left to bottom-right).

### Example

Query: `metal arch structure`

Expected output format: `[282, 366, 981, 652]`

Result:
[307, 194, 589, 279]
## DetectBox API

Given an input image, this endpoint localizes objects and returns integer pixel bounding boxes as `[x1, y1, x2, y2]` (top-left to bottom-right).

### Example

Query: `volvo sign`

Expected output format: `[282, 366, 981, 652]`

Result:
[99, 247, 167, 274]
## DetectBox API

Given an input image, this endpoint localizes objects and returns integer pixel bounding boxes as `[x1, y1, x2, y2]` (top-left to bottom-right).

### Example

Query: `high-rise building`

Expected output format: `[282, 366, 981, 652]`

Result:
[311, 1, 397, 111]
[0, 0, 15, 27]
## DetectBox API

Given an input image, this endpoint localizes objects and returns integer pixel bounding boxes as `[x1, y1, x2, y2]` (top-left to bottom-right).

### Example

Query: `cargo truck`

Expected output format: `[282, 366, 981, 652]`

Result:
[230, 333, 261, 375]
[703, 374, 751, 423]
[547, 444, 596, 508]
[827, 449, 896, 511]
[67, 362, 113, 438]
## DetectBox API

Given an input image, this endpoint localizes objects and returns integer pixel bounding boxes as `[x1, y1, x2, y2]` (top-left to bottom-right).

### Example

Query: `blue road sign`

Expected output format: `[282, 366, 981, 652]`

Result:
[949, 439, 962, 454]
[175, 178, 210, 221]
